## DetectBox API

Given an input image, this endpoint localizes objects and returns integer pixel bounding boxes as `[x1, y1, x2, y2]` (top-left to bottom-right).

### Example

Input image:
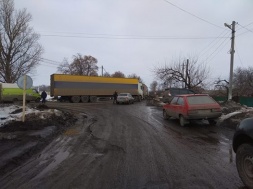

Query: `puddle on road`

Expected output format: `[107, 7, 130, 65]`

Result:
[192, 136, 219, 145]
[28, 126, 56, 138]
[33, 150, 70, 180]
[219, 141, 235, 163]
[64, 128, 80, 136]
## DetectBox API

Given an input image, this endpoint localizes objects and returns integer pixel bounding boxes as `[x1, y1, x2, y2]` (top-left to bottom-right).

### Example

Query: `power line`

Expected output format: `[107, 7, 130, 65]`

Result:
[39, 61, 58, 68]
[202, 37, 230, 63]
[236, 22, 253, 37]
[40, 34, 227, 40]
[237, 23, 253, 33]
[199, 29, 230, 58]
[235, 44, 244, 66]
[39, 58, 62, 66]
[162, 0, 223, 29]
[236, 22, 253, 32]
[40, 58, 61, 64]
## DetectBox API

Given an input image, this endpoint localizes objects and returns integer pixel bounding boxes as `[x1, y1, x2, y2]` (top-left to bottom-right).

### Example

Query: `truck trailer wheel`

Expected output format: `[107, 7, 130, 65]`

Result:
[81, 96, 89, 103]
[90, 96, 97, 102]
[71, 96, 80, 103]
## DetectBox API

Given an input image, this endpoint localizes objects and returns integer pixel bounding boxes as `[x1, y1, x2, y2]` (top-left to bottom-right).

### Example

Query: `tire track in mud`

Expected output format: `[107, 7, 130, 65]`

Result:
[32, 102, 128, 189]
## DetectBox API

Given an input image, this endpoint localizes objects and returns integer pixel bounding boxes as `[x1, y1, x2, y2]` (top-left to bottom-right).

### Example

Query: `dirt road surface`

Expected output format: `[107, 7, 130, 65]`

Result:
[0, 101, 245, 189]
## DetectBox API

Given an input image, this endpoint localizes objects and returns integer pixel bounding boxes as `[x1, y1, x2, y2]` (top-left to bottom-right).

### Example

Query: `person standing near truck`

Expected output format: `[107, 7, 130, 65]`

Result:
[113, 91, 118, 104]
[41, 90, 47, 104]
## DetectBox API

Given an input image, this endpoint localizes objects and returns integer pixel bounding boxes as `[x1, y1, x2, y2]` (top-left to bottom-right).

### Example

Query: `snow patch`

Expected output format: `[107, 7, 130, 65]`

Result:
[0, 105, 62, 127]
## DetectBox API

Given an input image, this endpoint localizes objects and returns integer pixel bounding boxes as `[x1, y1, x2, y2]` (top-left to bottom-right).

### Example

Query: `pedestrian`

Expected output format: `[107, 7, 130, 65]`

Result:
[113, 90, 118, 104]
[41, 90, 47, 104]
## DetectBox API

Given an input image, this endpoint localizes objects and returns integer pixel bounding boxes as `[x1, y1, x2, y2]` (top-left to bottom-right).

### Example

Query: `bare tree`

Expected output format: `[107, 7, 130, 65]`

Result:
[103, 72, 111, 77]
[0, 0, 43, 83]
[58, 54, 98, 76]
[214, 78, 229, 98]
[150, 81, 158, 93]
[127, 73, 144, 83]
[233, 67, 253, 96]
[153, 56, 209, 90]
[57, 58, 72, 74]
[111, 71, 125, 78]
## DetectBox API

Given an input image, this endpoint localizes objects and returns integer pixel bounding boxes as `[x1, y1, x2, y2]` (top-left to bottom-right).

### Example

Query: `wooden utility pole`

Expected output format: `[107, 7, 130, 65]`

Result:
[185, 59, 189, 88]
[182, 62, 184, 88]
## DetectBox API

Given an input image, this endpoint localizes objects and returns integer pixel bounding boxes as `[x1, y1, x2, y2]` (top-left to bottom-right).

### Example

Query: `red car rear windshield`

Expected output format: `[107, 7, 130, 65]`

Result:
[187, 96, 216, 105]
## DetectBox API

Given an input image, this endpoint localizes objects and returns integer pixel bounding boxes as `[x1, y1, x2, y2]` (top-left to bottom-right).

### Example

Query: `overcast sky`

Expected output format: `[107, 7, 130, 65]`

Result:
[14, 0, 253, 89]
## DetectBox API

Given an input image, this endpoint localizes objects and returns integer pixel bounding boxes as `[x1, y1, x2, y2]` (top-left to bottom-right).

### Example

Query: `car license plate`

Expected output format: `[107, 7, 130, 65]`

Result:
[198, 110, 211, 113]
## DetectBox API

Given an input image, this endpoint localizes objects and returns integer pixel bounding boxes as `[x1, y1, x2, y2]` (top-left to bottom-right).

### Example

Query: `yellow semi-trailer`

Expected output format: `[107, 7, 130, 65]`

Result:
[50, 74, 143, 103]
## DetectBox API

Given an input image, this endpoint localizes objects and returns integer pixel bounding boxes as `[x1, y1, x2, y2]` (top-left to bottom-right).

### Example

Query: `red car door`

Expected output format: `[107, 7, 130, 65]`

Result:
[167, 97, 179, 118]
[173, 97, 185, 118]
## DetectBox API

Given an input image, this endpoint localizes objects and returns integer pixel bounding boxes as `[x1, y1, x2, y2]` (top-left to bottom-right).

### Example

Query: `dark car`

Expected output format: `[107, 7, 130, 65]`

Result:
[233, 118, 253, 189]
[163, 94, 222, 126]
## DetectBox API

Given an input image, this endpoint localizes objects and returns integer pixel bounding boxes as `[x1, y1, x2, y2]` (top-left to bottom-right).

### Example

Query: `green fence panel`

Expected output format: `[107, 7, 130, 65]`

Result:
[239, 97, 253, 107]
[213, 96, 227, 102]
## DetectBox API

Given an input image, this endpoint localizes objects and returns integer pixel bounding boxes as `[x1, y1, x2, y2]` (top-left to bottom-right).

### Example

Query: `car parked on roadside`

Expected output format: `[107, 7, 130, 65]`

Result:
[162, 94, 222, 126]
[116, 93, 135, 104]
[233, 118, 253, 189]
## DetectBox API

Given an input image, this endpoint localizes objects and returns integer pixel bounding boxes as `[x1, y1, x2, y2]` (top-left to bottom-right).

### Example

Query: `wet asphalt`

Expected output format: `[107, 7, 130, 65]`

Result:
[0, 100, 245, 189]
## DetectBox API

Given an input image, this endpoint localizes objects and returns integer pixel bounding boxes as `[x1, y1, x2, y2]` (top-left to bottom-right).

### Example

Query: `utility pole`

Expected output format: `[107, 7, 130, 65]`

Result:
[182, 62, 184, 88]
[185, 59, 189, 88]
[224, 21, 236, 100]
[102, 66, 103, 76]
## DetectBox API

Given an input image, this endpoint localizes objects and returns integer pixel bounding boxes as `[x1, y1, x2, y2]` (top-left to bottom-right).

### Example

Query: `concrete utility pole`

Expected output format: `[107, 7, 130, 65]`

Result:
[224, 21, 236, 100]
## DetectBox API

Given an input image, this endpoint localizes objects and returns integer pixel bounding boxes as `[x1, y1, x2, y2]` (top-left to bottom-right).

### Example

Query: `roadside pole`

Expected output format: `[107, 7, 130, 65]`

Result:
[17, 75, 33, 123]
[225, 21, 236, 100]
[22, 75, 27, 122]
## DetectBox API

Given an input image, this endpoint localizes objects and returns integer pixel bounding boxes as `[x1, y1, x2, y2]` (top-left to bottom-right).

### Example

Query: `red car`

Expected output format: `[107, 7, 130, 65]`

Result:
[162, 94, 222, 126]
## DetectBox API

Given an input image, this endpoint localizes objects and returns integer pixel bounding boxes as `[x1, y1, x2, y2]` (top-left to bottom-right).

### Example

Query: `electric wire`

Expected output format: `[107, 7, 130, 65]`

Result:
[162, 0, 223, 29]
[198, 29, 230, 58]
[40, 34, 227, 40]
[236, 22, 253, 37]
[39, 61, 58, 68]
[39, 58, 62, 66]
[237, 22, 253, 33]
[201, 36, 230, 63]
[40, 58, 61, 64]
[235, 44, 244, 66]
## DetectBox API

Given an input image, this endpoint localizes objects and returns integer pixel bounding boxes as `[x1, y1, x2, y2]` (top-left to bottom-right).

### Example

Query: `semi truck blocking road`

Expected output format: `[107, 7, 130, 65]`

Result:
[50, 74, 146, 103]
[0, 83, 41, 103]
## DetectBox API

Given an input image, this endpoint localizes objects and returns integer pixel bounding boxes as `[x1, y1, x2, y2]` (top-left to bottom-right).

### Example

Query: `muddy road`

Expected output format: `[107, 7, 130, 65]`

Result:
[0, 101, 244, 189]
